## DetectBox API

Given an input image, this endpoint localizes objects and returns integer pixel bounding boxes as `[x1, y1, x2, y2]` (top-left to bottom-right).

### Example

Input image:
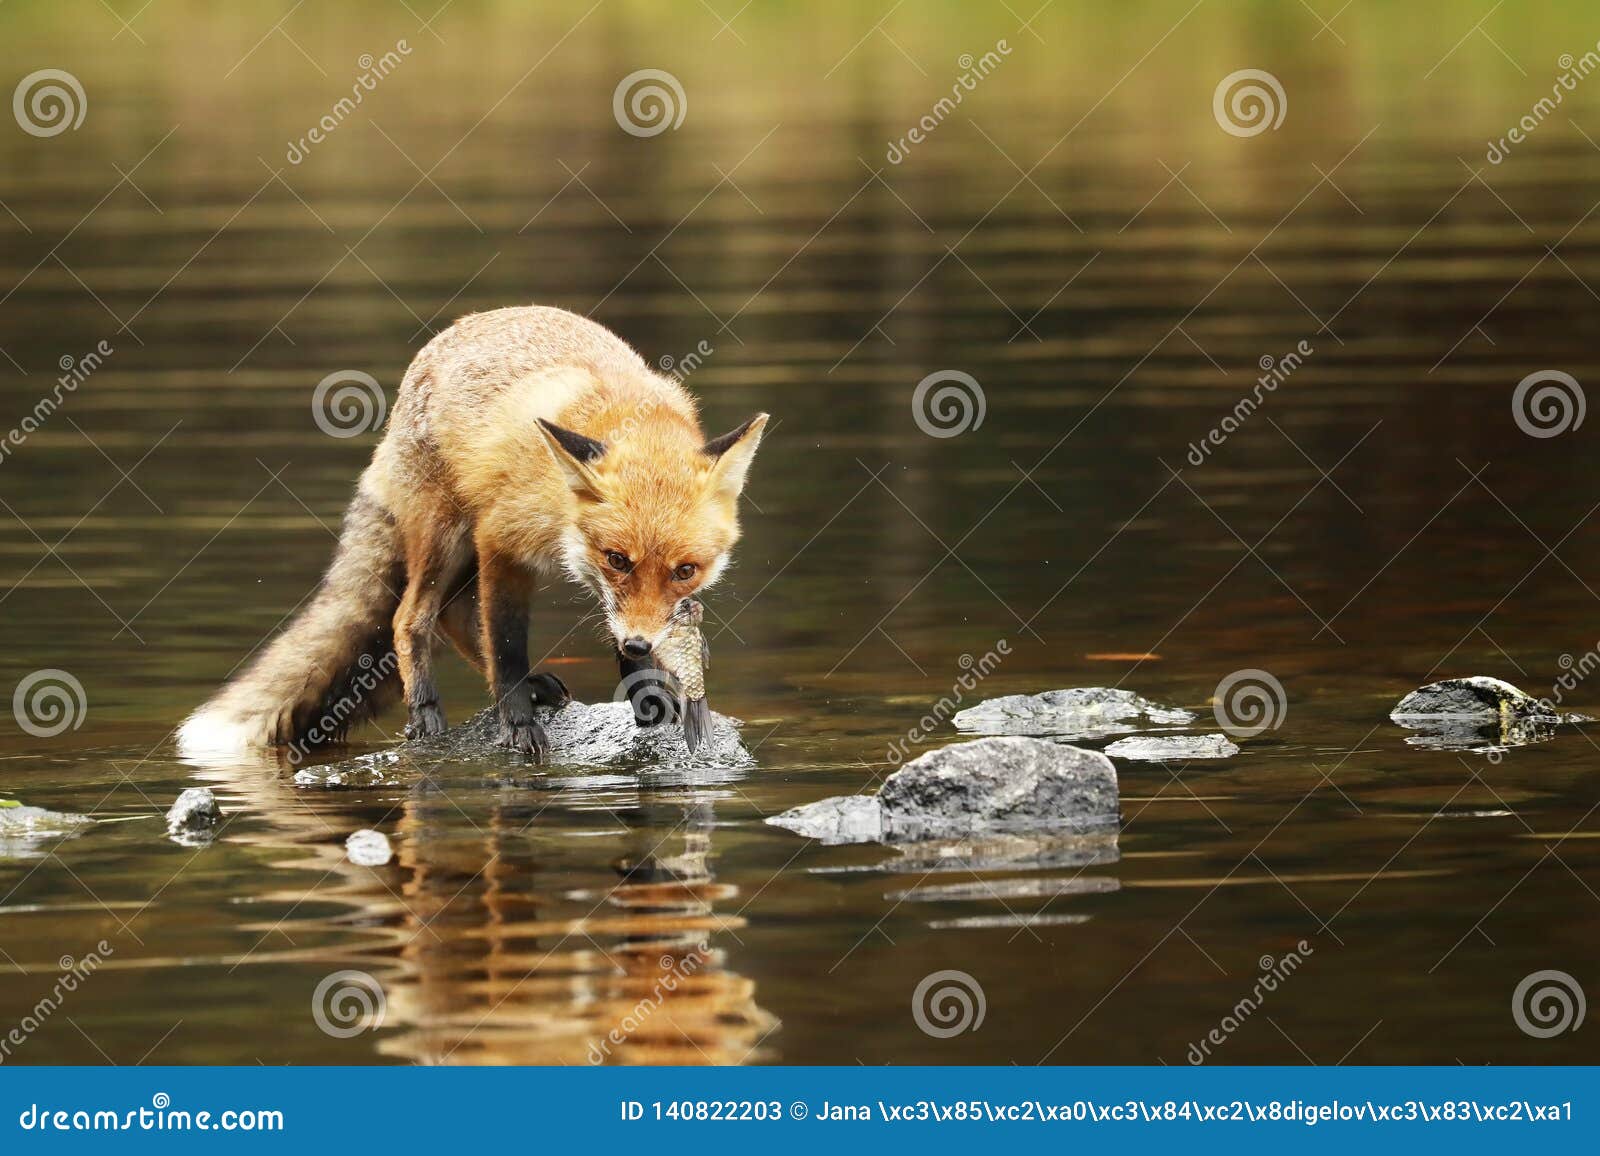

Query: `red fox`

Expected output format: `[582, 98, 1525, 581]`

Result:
[178, 305, 767, 761]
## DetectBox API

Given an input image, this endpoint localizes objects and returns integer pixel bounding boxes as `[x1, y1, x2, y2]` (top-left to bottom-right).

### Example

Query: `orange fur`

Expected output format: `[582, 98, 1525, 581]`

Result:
[179, 305, 767, 759]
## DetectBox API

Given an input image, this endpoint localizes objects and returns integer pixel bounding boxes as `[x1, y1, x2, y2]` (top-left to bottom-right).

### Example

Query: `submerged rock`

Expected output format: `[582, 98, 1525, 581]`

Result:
[0, 803, 94, 859]
[952, 687, 1193, 738]
[768, 737, 1120, 847]
[1103, 733, 1239, 761]
[165, 787, 222, 843]
[345, 829, 394, 866]
[767, 794, 882, 845]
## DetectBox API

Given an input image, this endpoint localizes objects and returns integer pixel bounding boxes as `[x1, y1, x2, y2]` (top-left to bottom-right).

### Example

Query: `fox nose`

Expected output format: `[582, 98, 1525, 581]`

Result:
[621, 636, 652, 659]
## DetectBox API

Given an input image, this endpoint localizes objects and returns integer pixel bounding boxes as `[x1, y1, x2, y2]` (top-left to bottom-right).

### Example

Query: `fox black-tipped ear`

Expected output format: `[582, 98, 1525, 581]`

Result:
[702, 413, 768, 500]
[536, 419, 608, 497]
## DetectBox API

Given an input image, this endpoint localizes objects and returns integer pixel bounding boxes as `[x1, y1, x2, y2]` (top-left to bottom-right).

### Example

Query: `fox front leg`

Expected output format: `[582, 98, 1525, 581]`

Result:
[476, 549, 550, 760]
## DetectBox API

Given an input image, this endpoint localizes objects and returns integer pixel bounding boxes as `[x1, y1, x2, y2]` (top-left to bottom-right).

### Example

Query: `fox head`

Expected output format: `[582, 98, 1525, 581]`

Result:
[536, 411, 768, 657]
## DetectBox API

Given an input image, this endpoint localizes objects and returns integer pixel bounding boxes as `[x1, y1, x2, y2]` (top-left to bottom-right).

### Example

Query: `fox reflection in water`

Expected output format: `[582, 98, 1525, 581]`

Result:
[180, 746, 776, 1064]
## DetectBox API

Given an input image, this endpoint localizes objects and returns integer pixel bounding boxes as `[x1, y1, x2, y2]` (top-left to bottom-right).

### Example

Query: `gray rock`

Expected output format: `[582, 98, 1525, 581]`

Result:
[952, 687, 1193, 738]
[767, 794, 882, 845]
[767, 738, 1121, 846]
[1389, 676, 1592, 754]
[165, 787, 222, 843]
[1103, 733, 1240, 761]
[345, 829, 394, 866]
[408, 701, 753, 769]
[294, 700, 754, 788]
[1390, 676, 1553, 722]
[0, 803, 93, 859]
[880, 737, 1119, 837]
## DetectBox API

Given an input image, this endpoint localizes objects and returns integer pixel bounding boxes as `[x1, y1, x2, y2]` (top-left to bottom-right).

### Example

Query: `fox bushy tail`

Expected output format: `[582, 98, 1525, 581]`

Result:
[177, 482, 405, 756]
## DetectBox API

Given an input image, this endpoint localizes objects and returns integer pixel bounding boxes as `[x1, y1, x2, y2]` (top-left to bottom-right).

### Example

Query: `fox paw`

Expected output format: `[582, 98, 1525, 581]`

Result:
[528, 671, 571, 707]
[497, 718, 550, 761]
[404, 702, 447, 739]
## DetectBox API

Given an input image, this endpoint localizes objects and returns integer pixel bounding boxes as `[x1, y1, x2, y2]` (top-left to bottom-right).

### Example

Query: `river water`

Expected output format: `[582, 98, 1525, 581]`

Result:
[0, 1, 1596, 1064]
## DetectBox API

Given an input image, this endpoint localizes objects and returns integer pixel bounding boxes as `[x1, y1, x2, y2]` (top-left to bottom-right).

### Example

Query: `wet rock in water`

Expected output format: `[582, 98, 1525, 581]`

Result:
[295, 700, 754, 788]
[1390, 676, 1585, 754]
[1103, 733, 1239, 761]
[0, 803, 94, 859]
[410, 701, 753, 769]
[767, 794, 882, 845]
[772, 737, 1120, 847]
[1390, 676, 1554, 723]
[345, 829, 394, 866]
[952, 687, 1193, 738]
[166, 787, 222, 844]
[880, 737, 1120, 837]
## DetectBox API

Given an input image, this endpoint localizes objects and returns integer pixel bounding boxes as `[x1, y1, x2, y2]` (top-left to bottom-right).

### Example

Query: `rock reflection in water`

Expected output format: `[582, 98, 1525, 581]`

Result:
[1394, 715, 1559, 754]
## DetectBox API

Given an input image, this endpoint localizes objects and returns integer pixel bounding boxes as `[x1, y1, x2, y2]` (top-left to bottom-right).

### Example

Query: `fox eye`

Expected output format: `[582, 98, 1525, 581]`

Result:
[673, 562, 698, 582]
[605, 550, 632, 573]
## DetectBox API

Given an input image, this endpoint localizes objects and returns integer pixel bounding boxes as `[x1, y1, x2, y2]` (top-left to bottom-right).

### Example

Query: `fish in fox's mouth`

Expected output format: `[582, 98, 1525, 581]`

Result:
[652, 598, 711, 752]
